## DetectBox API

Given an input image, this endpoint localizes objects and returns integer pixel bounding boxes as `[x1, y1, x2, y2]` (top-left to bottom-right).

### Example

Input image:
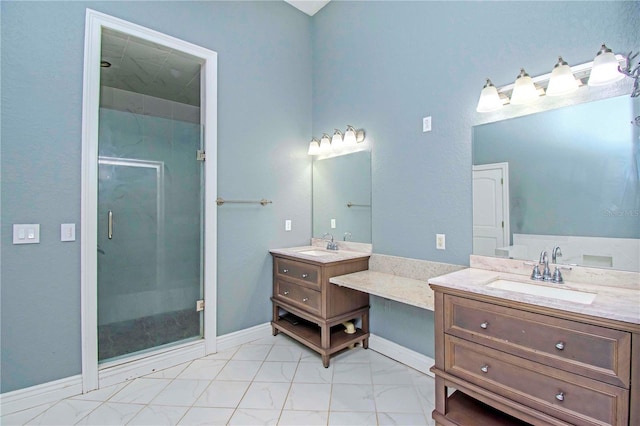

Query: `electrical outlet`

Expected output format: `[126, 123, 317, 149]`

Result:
[436, 233, 446, 250]
[331, 219, 336, 229]
[285, 219, 292, 231]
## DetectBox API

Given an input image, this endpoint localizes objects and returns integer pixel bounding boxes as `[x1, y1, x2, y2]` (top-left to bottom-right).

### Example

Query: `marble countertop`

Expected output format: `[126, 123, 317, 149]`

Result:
[330, 270, 434, 310]
[428, 268, 640, 326]
[269, 245, 370, 264]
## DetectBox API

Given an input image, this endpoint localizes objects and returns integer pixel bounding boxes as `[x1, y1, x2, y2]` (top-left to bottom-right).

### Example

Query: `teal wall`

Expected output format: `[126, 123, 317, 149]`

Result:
[2, 0, 639, 394]
[311, 1, 639, 356]
[1, 1, 312, 393]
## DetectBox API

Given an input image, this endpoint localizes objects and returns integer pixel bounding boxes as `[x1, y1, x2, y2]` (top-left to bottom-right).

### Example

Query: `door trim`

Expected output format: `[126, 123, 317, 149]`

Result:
[81, 9, 217, 393]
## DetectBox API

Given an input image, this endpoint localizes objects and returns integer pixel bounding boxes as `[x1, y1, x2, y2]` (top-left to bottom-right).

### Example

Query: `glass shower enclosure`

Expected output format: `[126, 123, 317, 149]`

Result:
[97, 107, 203, 362]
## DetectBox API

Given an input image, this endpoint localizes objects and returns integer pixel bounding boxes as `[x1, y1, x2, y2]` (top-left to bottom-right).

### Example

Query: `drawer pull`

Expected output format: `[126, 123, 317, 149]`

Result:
[302, 273, 309, 278]
[555, 392, 565, 402]
[555, 341, 565, 350]
[302, 297, 309, 302]
[283, 290, 290, 295]
[282, 269, 289, 273]
[480, 321, 489, 329]
[480, 365, 489, 373]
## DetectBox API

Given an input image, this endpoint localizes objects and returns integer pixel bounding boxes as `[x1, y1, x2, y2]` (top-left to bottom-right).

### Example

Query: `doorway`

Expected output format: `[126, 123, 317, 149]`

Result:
[472, 162, 510, 256]
[81, 9, 217, 392]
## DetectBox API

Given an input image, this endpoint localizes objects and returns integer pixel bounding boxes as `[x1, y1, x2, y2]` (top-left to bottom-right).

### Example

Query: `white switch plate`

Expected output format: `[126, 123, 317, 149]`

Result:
[423, 116, 432, 132]
[61, 223, 76, 241]
[436, 233, 446, 250]
[331, 219, 336, 229]
[285, 219, 292, 231]
[13, 224, 40, 244]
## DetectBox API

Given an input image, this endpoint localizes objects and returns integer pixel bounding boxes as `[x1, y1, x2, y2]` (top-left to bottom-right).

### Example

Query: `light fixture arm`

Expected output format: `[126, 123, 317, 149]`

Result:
[618, 51, 640, 97]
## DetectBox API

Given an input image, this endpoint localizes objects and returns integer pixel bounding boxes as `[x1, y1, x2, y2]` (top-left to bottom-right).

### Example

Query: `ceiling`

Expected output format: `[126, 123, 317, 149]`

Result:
[100, 1, 330, 107]
[285, 0, 330, 16]
[100, 28, 202, 107]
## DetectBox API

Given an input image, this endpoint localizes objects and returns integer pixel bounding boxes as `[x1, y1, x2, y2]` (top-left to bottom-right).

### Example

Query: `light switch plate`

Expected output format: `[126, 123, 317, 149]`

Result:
[61, 223, 76, 242]
[436, 233, 446, 250]
[13, 224, 40, 244]
[423, 116, 432, 132]
[285, 220, 292, 231]
[331, 219, 336, 229]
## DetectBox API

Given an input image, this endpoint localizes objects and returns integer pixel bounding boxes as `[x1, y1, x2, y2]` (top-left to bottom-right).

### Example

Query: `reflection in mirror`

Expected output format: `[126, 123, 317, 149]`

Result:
[312, 151, 371, 244]
[473, 95, 640, 271]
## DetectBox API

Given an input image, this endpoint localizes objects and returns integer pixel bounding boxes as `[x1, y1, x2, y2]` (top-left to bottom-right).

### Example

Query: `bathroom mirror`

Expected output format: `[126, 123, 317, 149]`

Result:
[472, 94, 640, 272]
[312, 151, 372, 244]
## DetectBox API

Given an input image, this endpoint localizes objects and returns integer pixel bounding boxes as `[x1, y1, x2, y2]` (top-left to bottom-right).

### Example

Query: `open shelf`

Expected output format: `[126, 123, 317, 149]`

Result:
[272, 313, 368, 355]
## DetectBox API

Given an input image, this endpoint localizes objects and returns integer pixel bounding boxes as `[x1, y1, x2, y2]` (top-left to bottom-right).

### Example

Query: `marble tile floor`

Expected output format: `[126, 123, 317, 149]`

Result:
[2, 334, 436, 426]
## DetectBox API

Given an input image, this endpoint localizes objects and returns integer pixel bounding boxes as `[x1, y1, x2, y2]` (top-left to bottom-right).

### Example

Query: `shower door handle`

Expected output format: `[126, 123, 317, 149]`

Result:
[108, 210, 113, 239]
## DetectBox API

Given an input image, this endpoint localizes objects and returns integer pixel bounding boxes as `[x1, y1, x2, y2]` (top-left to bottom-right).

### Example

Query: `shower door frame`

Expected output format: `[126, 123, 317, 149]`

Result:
[81, 9, 217, 393]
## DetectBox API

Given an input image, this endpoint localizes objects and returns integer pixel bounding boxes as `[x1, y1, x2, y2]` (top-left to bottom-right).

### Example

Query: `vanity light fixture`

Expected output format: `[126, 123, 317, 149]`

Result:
[588, 43, 625, 86]
[476, 43, 632, 113]
[308, 126, 366, 157]
[510, 68, 543, 105]
[546, 56, 580, 96]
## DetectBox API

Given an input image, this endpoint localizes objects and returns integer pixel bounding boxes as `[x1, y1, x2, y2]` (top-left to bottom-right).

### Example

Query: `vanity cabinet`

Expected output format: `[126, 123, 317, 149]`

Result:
[271, 253, 370, 367]
[430, 287, 638, 426]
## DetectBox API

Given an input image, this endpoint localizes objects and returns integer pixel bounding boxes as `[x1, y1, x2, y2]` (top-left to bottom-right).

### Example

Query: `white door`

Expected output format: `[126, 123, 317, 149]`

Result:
[472, 163, 509, 256]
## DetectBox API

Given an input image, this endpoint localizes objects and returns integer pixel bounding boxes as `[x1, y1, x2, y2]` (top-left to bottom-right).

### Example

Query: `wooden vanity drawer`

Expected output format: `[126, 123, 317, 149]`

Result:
[445, 335, 629, 426]
[444, 295, 631, 387]
[275, 258, 321, 290]
[275, 280, 321, 315]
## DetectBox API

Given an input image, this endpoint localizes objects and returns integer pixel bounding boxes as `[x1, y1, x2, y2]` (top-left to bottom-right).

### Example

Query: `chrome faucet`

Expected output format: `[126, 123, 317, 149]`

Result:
[551, 246, 564, 283]
[322, 232, 338, 250]
[531, 250, 552, 281]
[541, 251, 553, 281]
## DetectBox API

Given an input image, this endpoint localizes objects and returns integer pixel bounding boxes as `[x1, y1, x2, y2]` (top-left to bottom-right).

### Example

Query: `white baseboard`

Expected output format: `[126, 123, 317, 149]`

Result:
[369, 334, 435, 377]
[216, 322, 273, 351]
[98, 340, 206, 389]
[0, 324, 431, 417]
[0, 374, 83, 416]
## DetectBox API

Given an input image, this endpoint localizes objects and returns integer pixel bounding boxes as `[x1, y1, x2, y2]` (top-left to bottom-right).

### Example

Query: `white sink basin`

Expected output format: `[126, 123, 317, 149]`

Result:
[298, 249, 337, 257]
[487, 279, 596, 305]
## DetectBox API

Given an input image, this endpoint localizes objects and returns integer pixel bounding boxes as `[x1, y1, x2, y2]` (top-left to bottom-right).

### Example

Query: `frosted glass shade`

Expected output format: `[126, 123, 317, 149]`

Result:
[588, 44, 623, 86]
[331, 130, 343, 151]
[308, 139, 320, 156]
[319, 134, 331, 154]
[510, 69, 541, 105]
[343, 126, 357, 146]
[476, 79, 503, 112]
[546, 57, 579, 96]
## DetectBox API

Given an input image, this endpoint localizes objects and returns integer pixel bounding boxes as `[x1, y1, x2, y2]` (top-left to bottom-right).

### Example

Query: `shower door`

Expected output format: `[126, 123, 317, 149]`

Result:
[97, 109, 203, 363]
